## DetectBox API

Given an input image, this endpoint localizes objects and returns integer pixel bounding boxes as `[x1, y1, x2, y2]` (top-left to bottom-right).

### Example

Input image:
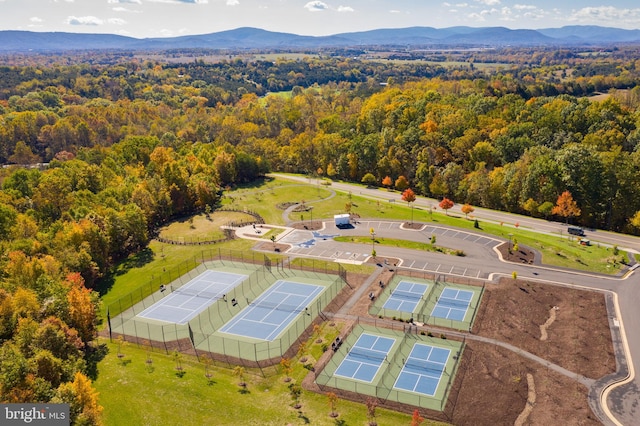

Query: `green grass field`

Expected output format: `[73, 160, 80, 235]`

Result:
[94, 327, 446, 426]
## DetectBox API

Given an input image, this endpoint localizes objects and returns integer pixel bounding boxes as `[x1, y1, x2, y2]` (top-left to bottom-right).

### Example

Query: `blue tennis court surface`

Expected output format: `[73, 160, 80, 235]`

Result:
[137, 270, 247, 325]
[394, 343, 450, 396]
[431, 287, 474, 321]
[219, 280, 324, 341]
[382, 280, 429, 313]
[334, 333, 396, 382]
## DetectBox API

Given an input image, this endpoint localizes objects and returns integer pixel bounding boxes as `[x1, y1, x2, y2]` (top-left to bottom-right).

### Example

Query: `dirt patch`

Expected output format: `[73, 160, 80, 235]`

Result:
[450, 340, 600, 426]
[472, 277, 615, 380]
[311, 270, 614, 425]
[495, 241, 536, 264]
[290, 221, 324, 231]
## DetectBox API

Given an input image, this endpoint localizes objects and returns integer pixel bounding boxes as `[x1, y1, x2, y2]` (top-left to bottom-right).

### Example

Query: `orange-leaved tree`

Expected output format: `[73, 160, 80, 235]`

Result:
[411, 409, 424, 426]
[439, 198, 454, 216]
[552, 190, 581, 224]
[461, 203, 474, 219]
[382, 175, 393, 190]
[402, 188, 417, 224]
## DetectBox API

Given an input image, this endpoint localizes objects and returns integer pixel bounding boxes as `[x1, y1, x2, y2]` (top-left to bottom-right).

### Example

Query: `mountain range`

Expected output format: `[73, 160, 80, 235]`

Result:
[1, 25, 640, 52]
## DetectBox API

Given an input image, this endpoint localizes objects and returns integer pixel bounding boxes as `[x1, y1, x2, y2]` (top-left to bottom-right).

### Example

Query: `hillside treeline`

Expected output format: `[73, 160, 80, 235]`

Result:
[3, 57, 640, 232]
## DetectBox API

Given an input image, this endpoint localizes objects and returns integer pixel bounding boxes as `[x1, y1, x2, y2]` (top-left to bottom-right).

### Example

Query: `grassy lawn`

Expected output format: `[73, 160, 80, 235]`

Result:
[158, 211, 255, 242]
[94, 325, 445, 426]
[221, 179, 333, 225]
[334, 236, 465, 257]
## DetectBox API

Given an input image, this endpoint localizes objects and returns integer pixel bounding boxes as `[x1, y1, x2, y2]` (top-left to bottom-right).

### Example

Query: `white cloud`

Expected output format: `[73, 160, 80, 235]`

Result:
[337, 6, 354, 13]
[107, 0, 142, 3]
[389, 10, 400, 14]
[514, 4, 536, 11]
[475, 0, 500, 5]
[304, 1, 329, 12]
[30, 17, 43, 23]
[569, 6, 640, 24]
[108, 18, 127, 25]
[226, 0, 239, 5]
[66, 16, 103, 26]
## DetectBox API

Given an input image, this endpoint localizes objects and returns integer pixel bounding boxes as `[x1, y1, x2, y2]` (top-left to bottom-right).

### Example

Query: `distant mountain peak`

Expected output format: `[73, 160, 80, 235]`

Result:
[1, 25, 639, 52]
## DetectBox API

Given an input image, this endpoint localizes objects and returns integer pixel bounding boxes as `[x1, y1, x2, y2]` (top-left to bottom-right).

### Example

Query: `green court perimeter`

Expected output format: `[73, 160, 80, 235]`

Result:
[107, 258, 347, 366]
[370, 275, 484, 331]
[315, 324, 464, 412]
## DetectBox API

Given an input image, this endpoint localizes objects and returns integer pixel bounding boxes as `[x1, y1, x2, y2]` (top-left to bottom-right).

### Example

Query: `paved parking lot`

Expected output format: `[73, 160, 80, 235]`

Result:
[278, 221, 497, 279]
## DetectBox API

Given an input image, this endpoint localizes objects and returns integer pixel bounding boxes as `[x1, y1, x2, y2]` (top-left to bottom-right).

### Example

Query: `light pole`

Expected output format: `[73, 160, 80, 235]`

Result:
[508, 233, 513, 255]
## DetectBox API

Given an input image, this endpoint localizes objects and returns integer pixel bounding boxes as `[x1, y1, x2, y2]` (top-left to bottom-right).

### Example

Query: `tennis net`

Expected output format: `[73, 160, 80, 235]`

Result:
[172, 287, 221, 300]
[404, 357, 444, 376]
[348, 346, 387, 363]
[391, 290, 422, 301]
[248, 299, 305, 313]
[437, 298, 469, 308]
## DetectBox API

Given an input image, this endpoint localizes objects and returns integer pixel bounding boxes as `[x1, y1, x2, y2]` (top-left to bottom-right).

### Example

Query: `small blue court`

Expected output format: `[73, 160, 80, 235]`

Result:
[431, 287, 474, 321]
[334, 333, 396, 382]
[394, 343, 450, 397]
[137, 270, 247, 325]
[219, 280, 324, 341]
[382, 280, 429, 313]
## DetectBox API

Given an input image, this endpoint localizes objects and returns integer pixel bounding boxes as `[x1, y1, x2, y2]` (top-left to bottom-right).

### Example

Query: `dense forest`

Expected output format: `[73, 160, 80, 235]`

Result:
[2, 47, 640, 424]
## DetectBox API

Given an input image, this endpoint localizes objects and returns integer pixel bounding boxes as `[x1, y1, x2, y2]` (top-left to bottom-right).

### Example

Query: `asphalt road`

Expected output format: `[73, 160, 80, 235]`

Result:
[270, 173, 640, 426]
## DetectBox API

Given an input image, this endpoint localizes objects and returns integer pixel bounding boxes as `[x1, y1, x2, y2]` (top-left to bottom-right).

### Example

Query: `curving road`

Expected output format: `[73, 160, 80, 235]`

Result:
[268, 173, 640, 426]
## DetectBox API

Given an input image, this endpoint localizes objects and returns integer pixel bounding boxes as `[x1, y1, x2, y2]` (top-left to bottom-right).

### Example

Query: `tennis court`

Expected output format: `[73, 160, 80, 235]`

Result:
[394, 343, 450, 397]
[382, 280, 429, 313]
[219, 280, 324, 341]
[431, 287, 474, 321]
[137, 270, 247, 325]
[334, 333, 397, 382]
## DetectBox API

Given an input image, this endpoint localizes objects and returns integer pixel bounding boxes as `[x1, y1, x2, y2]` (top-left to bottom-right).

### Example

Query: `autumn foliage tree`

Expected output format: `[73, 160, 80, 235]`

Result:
[552, 190, 581, 224]
[395, 175, 409, 191]
[402, 188, 417, 224]
[461, 203, 475, 219]
[382, 175, 392, 190]
[439, 198, 454, 216]
[327, 391, 339, 417]
[411, 409, 425, 426]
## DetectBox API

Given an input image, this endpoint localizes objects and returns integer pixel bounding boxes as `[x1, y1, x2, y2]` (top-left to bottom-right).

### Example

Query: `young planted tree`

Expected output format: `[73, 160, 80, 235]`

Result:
[439, 197, 454, 216]
[326, 391, 339, 418]
[280, 357, 292, 382]
[552, 190, 581, 224]
[233, 365, 247, 388]
[381, 175, 393, 190]
[410, 409, 425, 426]
[366, 397, 378, 426]
[461, 203, 475, 219]
[402, 188, 416, 224]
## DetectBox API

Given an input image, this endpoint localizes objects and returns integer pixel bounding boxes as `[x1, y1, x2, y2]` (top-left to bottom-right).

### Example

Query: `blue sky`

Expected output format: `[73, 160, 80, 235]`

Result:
[1, 0, 639, 39]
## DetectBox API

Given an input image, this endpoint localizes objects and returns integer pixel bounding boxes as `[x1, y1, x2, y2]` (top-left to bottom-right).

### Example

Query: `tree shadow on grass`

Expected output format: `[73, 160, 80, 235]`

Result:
[85, 342, 109, 380]
[95, 247, 155, 296]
